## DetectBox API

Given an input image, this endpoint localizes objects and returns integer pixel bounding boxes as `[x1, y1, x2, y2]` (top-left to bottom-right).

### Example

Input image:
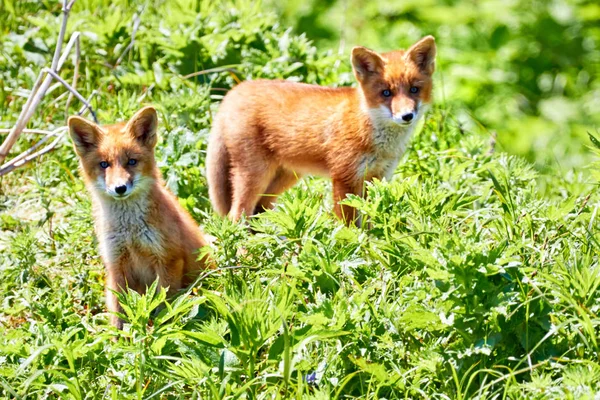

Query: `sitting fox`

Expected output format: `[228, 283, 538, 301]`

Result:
[206, 36, 436, 225]
[68, 107, 211, 329]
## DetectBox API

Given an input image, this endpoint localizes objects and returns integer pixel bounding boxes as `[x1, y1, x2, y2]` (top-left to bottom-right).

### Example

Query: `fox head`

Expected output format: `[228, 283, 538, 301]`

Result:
[68, 106, 159, 200]
[351, 36, 436, 127]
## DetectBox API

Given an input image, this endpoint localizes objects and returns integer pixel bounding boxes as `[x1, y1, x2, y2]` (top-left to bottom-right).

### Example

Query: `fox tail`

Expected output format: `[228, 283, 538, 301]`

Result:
[206, 131, 232, 216]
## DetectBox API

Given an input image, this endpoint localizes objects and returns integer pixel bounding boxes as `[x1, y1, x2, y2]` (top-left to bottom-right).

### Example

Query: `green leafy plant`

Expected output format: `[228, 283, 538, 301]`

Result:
[1, 1, 599, 398]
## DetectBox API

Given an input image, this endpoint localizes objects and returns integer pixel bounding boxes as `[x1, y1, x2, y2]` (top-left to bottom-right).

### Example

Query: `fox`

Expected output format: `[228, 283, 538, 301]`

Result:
[68, 106, 211, 329]
[206, 36, 436, 225]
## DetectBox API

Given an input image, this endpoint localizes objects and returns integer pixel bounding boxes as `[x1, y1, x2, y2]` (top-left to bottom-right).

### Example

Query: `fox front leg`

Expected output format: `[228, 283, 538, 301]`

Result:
[332, 178, 363, 227]
[105, 266, 127, 330]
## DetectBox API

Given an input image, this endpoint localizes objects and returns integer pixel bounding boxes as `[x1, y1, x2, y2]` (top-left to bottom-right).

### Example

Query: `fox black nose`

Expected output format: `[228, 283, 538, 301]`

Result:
[115, 185, 127, 195]
[402, 113, 414, 122]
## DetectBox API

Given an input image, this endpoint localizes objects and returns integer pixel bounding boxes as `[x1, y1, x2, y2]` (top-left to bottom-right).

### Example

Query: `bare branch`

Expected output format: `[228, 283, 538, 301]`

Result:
[0, 128, 67, 176]
[1, 128, 62, 170]
[0, 31, 80, 163]
[0, 134, 66, 176]
[43, 68, 98, 124]
[0, 69, 45, 143]
[114, 13, 141, 68]
[65, 35, 81, 121]
[78, 90, 99, 117]
[0, 129, 56, 136]
[51, 0, 72, 72]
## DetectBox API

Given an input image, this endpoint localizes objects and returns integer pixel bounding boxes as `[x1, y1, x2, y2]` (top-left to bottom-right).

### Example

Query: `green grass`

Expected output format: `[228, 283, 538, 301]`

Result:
[1, 0, 600, 398]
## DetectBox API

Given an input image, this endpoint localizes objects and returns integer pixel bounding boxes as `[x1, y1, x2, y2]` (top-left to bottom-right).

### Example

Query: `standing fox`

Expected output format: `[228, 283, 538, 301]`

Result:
[68, 107, 211, 329]
[207, 36, 436, 225]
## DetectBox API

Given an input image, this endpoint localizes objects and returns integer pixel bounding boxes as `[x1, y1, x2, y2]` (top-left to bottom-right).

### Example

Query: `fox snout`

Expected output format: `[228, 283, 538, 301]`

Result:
[391, 98, 419, 126]
[106, 181, 133, 198]
[393, 110, 416, 125]
[104, 168, 135, 199]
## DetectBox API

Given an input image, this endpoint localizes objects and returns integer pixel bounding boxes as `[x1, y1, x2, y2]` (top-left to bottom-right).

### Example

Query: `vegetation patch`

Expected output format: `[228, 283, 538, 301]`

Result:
[1, 0, 599, 398]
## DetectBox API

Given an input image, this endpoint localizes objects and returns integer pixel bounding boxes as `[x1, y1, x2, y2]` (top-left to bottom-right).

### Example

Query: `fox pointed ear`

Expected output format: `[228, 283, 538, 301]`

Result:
[351, 46, 385, 81]
[68, 116, 102, 156]
[126, 106, 158, 148]
[405, 35, 436, 75]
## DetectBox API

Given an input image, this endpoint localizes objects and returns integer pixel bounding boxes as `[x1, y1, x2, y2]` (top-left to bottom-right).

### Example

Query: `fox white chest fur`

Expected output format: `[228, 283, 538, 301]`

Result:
[357, 106, 418, 181]
[93, 193, 165, 282]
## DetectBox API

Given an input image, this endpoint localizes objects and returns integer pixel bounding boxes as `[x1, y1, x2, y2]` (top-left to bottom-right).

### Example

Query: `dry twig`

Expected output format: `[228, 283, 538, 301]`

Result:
[114, 13, 141, 68]
[64, 33, 81, 121]
[43, 68, 98, 123]
[0, 127, 67, 176]
[0, 0, 78, 164]
[0, 0, 100, 177]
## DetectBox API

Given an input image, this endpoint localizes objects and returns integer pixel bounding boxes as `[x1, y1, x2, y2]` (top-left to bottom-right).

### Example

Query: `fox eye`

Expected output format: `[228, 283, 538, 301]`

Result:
[128, 159, 137, 166]
[99, 161, 109, 169]
[382, 89, 392, 97]
[410, 86, 419, 94]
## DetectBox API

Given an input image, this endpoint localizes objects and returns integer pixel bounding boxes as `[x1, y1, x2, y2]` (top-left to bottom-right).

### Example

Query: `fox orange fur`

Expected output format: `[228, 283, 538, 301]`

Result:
[206, 36, 436, 225]
[68, 107, 210, 329]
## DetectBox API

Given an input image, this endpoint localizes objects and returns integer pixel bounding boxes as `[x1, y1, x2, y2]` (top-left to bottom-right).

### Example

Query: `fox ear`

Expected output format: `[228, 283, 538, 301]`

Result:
[405, 35, 436, 75]
[68, 116, 102, 156]
[126, 106, 158, 148]
[351, 46, 385, 81]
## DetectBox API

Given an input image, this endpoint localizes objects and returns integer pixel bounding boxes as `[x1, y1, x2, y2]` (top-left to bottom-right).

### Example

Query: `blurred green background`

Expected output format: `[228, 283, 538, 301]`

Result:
[268, 0, 600, 171]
